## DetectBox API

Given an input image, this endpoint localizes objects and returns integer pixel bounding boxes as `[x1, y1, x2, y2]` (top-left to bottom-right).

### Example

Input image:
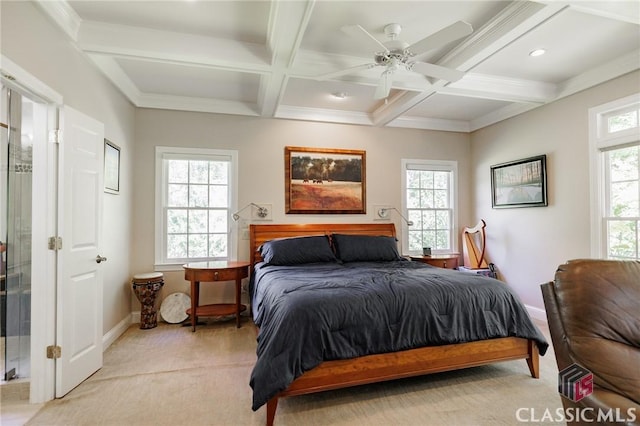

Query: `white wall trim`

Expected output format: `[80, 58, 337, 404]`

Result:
[525, 304, 548, 324]
[588, 93, 640, 258]
[102, 314, 132, 351]
[1, 55, 63, 105]
[1, 56, 62, 404]
[154, 146, 239, 267]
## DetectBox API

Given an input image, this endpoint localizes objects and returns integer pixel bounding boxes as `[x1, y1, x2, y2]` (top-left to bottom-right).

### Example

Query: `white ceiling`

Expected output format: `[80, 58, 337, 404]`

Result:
[38, 0, 640, 132]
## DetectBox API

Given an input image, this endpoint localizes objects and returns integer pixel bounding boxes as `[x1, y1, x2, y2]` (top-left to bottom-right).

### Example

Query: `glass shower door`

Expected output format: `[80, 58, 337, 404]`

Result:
[1, 87, 33, 381]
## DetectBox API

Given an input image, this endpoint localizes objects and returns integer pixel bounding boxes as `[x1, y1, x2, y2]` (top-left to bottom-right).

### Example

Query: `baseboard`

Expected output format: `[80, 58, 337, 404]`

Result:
[102, 314, 133, 351]
[131, 311, 173, 325]
[525, 304, 547, 324]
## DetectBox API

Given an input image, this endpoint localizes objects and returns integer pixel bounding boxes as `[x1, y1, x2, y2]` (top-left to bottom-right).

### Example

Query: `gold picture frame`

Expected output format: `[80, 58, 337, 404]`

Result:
[285, 146, 366, 214]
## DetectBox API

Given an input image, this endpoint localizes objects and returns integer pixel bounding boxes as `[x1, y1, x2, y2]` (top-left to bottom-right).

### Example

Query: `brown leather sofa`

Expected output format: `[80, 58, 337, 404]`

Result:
[541, 259, 640, 425]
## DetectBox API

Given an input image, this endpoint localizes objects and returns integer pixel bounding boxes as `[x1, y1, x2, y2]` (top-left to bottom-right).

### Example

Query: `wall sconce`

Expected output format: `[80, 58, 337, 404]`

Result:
[376, 206, 414, 226]
[232, 203, 269, 221]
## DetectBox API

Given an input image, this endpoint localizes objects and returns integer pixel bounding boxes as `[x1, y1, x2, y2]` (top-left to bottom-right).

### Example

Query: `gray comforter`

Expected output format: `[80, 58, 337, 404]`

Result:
[249, 260, 548, 411]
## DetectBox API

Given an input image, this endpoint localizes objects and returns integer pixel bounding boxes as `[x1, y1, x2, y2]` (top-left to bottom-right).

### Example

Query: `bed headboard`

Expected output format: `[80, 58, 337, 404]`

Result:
[249, 223, 397, 270]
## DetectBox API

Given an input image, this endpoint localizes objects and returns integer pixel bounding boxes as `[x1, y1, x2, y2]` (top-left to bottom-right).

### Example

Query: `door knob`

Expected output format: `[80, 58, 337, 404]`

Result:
[96, 255, 107, 263]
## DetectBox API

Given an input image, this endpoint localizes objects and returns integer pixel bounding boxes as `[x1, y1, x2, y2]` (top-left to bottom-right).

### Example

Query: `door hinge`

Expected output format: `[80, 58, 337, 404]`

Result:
[49, 129, 61, 144]
[48, 236, 62, 251]
[46, 345, 62, 359]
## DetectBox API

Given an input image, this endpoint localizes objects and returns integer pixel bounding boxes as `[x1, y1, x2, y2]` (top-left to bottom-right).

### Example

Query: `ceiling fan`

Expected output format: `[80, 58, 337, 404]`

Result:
[318, 21, 473, 99]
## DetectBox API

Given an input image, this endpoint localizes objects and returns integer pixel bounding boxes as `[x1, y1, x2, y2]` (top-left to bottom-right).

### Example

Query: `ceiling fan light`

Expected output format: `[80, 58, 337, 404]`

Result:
[384, 23, 402, 40]
[529, 48, 546, 57]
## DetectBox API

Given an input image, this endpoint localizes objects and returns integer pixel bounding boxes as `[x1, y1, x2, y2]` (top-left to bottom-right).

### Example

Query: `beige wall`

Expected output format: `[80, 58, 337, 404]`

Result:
[470, 70, 640, 312]
[7, 0, 638, 330]
[1, 1, 136, 333]
[132, 110, 472, 305]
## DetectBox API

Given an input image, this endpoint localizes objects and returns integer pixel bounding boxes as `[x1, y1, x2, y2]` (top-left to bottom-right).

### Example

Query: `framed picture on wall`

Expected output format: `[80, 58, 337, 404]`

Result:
[491, 154, 547, 208]
[285, 146, 366, 214]
[104, 139, 120, 194]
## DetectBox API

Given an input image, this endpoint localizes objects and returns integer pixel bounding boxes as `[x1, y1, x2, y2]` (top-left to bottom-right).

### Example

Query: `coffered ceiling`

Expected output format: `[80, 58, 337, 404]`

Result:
[38, 0, 640, 132]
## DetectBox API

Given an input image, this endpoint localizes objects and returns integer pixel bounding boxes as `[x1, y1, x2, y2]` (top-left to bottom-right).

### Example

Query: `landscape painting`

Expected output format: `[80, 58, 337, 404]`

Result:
[491, 154, 548, 208]
[285, 146, 366, 214]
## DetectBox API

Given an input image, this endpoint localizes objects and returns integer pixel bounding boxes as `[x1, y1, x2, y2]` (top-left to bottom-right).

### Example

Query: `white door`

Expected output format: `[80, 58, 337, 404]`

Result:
[55, 106, 104, 396]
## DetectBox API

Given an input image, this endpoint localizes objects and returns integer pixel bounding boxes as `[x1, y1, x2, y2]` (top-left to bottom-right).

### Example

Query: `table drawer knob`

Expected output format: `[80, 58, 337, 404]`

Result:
[214, 271, 219, 280]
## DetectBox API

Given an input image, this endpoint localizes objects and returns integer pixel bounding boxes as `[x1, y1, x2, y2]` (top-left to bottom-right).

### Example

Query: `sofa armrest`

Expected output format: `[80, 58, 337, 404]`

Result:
[541, 281, 573, 369]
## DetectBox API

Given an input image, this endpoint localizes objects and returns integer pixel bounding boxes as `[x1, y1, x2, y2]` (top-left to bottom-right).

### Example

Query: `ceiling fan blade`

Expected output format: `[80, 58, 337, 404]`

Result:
[374, 71, 393, 99]
[341, 24, 389, 53]
[315, 63, 375, 80]
[411, 61, 465, 82]
[408, 21, 473, 60]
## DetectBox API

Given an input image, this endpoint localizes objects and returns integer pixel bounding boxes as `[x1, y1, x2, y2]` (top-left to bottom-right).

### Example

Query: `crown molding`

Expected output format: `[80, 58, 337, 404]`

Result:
[469, 102, 539, 132]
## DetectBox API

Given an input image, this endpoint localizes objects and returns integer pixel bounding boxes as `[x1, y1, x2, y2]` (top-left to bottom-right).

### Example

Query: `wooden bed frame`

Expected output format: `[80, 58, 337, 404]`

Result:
[249, 223, 540, 426]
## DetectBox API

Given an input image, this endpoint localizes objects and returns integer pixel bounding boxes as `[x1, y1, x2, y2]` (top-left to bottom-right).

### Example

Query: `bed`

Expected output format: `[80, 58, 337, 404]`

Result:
[248, 223, 548, 425]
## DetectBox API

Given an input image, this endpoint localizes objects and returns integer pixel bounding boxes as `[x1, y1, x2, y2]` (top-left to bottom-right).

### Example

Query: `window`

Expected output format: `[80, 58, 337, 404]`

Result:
[155, 147, 238, 270]
[402, 159, 458, 255]
[589, 93, 640, 260]
[605, 145, 639, 259]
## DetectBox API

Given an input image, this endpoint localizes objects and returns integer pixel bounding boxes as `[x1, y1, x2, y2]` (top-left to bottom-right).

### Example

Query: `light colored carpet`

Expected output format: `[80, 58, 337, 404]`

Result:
[27, 319, 562, 425]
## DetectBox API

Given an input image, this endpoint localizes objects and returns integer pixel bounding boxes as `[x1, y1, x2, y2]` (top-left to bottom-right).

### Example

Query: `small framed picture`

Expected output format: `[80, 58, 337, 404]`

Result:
[104, 139, 120, 194]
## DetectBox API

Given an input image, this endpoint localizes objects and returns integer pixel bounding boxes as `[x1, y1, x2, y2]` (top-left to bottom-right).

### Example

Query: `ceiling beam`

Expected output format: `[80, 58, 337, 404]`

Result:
[35, 0, 81, 41]
[86, 54, 142, 105]
[137, 93, 259, 117]
[440, 73, 556, 103]
[258, 0, 316, 117]
[77, 20, 271, 72]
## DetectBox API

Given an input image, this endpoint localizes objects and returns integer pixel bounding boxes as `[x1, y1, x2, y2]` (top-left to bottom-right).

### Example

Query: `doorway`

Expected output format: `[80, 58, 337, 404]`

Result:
[1, 87, 34, 382]
[2, 59, 106, 404]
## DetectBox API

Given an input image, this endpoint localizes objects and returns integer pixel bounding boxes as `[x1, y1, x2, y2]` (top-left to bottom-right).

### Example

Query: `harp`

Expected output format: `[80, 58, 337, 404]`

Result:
[462, 219, 488, 269]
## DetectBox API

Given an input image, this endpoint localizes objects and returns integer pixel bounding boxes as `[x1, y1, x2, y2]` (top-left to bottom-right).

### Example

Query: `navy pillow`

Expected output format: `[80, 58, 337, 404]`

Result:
[332, 234, 402, 262]
[259, 235, 337, 265]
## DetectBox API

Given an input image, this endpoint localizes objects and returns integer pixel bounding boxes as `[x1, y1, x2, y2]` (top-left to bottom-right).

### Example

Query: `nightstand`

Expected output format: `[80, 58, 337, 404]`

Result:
[410, 254, 459, 269]
[183, 261, 250, 331]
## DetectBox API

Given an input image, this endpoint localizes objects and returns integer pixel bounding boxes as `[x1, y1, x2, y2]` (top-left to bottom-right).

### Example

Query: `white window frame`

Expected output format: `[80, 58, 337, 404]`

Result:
[154, 146, 238, 271]
[589, 93, 640, 258]
[401, 159, 458, 256]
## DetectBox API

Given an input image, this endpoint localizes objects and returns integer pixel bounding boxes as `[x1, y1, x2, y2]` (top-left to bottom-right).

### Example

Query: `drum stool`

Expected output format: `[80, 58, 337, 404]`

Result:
[132, 272, 164, 329]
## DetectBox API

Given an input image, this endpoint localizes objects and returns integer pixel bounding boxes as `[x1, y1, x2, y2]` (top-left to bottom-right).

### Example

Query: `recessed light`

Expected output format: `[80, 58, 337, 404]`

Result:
[529, 49, 546, 57]
[332, 92, 348, 99]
